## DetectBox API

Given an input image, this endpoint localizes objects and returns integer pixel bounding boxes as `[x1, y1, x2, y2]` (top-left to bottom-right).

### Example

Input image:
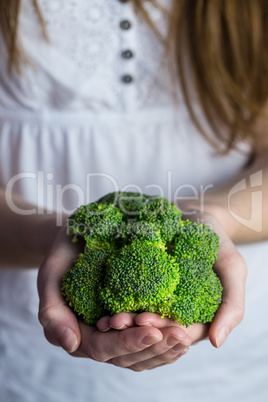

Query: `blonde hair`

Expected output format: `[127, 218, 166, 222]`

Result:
[0, 0, 48, 73]
[1, 0, 268, 152]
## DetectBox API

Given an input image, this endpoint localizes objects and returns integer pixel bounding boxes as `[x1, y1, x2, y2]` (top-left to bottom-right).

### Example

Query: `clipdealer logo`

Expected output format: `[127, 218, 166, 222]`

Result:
[4, 170, 213, 220]
[228, 170, 263, 232]
[4, 169, 263, 232]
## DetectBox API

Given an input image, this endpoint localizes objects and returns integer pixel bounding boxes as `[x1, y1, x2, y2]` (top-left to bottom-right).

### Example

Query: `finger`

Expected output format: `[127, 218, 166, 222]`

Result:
[128, 346, 190, 372]
[135, 312, 205, 346]
[146, 348, 189, 371]
[40, 303, 80, 353]
[135, 312, 192, 343]
[109, 312, 138, 329]
[107, 326, 191, 368]
[97, 313, 138, 332]
[96, 316, 112, 332]
[38, 230, 82, 353]
[135, 312, 182, 329]
[78, 322, 163, 362]
[183, 323, 210, 344]
[209, 230, 247, 348]
[135, 312, 205, 345]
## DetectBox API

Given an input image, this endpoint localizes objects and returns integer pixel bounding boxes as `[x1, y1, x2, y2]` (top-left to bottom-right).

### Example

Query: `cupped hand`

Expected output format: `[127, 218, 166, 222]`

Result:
[97, 312, 206, 371]
[204, 212, 247, 347]
[184, 210, 247, 348]
[38, 208, 246, 372]
[37, 224, 192, 372]
[98, 210, 247, 355]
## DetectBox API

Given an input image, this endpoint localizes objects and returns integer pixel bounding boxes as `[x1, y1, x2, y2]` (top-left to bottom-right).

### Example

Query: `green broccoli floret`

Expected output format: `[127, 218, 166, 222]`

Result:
[139, 196, 182, 242]
[61, 192, 222, 327]
[67, 202, 123, 241]
[120, 221, 164, 245]
[61, 251, 107, 325]
[98, 191, 150, 220]
[101, 239, 179, 315]
[173, 220, 219, 266]
[169, 260, 222, 326]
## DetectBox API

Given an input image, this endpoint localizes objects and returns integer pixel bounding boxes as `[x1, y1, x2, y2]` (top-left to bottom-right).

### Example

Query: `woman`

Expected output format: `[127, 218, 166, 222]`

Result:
[0, 1, 267, 401]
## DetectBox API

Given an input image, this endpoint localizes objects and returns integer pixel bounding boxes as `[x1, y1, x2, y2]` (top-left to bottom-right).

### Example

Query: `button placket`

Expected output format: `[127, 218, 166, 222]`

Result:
[118, 0, 137, 111]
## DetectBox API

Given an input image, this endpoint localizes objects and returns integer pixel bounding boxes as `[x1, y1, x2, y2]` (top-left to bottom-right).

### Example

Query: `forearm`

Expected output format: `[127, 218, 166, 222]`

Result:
[0, 188, 61, 268]
[181, 150, 268, 244]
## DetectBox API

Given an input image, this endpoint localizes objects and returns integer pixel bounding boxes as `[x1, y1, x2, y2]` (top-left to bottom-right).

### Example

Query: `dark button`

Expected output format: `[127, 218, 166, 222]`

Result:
[120, 20, 131, 30]
[121, 50, 134, 59]
[121, 74, 133, 84]
[118, 0, 128, 3]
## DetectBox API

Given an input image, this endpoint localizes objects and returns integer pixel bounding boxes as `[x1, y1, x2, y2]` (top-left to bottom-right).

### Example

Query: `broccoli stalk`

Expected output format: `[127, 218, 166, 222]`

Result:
[61, 191, 222, 327]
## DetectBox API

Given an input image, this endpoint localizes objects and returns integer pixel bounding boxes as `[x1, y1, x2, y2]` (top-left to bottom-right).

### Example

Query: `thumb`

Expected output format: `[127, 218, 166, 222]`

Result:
[209, 234, 247, 348]
[38, 226, 82, 353]
[38, 302, 80, 353]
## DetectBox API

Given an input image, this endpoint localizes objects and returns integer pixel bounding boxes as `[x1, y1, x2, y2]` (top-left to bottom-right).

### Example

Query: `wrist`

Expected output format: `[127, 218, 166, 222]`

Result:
[177, 200, 240, 242]
[0, 185, 69, 268]
[201, 203, 240, 241]
[29, 213, 64, 256]
[13, 212, 67, 268]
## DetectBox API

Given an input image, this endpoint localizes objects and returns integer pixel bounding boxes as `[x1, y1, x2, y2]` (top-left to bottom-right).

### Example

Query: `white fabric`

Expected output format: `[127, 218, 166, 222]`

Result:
[0, 1, 267, 401]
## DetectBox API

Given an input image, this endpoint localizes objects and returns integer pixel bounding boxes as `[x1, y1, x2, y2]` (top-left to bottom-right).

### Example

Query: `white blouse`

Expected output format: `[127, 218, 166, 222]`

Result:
[0, 1, 267, 401]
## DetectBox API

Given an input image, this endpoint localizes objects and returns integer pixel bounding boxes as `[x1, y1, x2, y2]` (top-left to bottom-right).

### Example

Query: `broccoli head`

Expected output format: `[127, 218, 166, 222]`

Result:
[61, 191, 222, 327]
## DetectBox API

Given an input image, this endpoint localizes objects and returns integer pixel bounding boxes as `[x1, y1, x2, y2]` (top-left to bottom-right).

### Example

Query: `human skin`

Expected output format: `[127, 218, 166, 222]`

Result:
[36, 205, 245, 371]
[1, 149, 267, 371]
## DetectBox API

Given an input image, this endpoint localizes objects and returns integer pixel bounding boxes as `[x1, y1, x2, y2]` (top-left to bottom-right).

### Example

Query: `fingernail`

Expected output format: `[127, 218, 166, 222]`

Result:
[98, 325, 111, 332]
[111, 324, 128, 330]
[138, 321, 152, 327]
[180, 340, 191, 347]
[216, 326, 229, 348]
[59, 327, 78, 353]
[167, 336, 184, 347]
[172, 342, 190, 352]
[142, 335, 162, 346]
[181, 347, 189, 355]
